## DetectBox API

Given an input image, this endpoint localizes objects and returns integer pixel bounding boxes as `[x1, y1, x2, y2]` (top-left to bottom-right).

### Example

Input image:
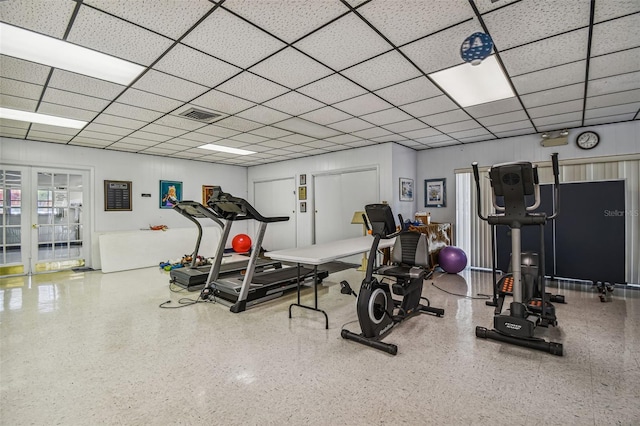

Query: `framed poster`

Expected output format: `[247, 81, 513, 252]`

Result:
[300, 174, 307, 185]
[104, 180, 132, 211]
[425, 178, 446, 207]
[159, 180, 182, 209]
[202, 185, 214, 205]
[399, 178, 414, 201]
[298, 186, 307, 200]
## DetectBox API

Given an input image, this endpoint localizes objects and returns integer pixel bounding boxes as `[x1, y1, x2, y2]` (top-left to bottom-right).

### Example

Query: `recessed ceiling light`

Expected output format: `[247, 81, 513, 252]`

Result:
[428, 56, 514, 107]
[0, 23, 145, 85]
[0, 107, 87, 129]
[198, 143, 255, 155]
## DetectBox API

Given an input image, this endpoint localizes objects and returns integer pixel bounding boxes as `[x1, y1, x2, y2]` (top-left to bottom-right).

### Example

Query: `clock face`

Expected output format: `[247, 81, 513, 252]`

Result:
[577, 131, 599, 149]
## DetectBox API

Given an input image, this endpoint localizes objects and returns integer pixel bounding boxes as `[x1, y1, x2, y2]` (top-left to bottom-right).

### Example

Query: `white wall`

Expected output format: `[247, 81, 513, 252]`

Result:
[391, 143, 417, 223]
[1, 137, 248, 269]
[417, 121, 640, 224]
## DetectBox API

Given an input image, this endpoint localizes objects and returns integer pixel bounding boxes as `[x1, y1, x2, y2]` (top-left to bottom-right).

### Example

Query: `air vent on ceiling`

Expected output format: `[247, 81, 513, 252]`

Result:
[179, 108, 221, 123]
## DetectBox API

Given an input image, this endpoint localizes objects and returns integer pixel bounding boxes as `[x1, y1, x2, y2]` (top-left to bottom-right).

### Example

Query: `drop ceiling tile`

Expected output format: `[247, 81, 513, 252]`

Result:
[126, 131, 171, 142]
[278, 133, 316, 144]
[109, 142, 146, 152]
[371, 134, 407, 143]
[360, 108, 413, 126]
[374, 77, 442, 106]
[217, 72, 289, 104]
[382, 119, 429, 133]
[75, 129, 121, 142]
[194, 125, 240, 138]
[328, 117, 373, 133]
[594, 0, 640, 22]
[304, 140, 337, 149]
[325, 134, 363, 144]
[0, 0, 75, 38]
[82, 123, 131, 137]
[37, 103, 98, 121]
[182, 8, 285, 69]
[0, 56, 50, 85]
[27, 130, 73, 143]
[299, 106, 351, 125]
[520, 83, 584, 109]
[67, 6, 173, 66]
[294, 13, 391, 71]
[351, 126, 392, 139]
[132, 70, 208, 102]
[285, 144, 320, 153]
[324, 144, 351, 152]
[30, 124, 79, 136]
[214, 116, 263, 132]
[224, 0, 347, 43]
[346, 139, 374, 148]
[143, 123, 188, 138]
[585, 102, 640, 119]
[422, 110, 472, 127]
[0, 78, 42, 100]
[0, 118, 30, 130]
[500, 29, 588, 76]
[400, 127, 440, 139]
[532, 111, 583, 127]
[465, 97, 523, 118]
[141, 146, 181, 155]
[117, 137, 161, 147]
[84, 0, 214, 39]
[341, 50, 421, 91]
[537, 121, 582, 132]
[494, 128, 535, 138]
[249, 126, 293, 139]
[258, 139, 293, 149]
[458, 134, 495, 143]
[449, 128, 491, 139]
[512, 61, 586, 95]
[588, 71, 640, 96]
[48, 69, 125, 101]
[413, 134, 454, 145]
[102, 103, 165, 122]
[425, 139, 459, 147]
[591, 14, 640, 57]
[157, 114, 207, 131]
[275, 117, 341, 138]
[332, 93, 392, 116]
[477, 110, 529, 127]
[298, 73, 368, 105]
[170, 138, 212, 148]
[41, 88, 110, 112]
[482, 0, 590, 50]
[117, 88, 184, 113]
[528, 99, 583, 118]
[229, 133, 268, 144]
[250, 48, 333, 89]
[474, 0, 520, 14]
[263, 92, 325, 116]
[586, 89, 640, 109]
[486, 120, 535, 134]
[405, 95, 458, 117]
[589, 47, 640, 80]
[70, 137, 112, 147]
[400, 20, 479, 74]
[435, 119, 481, 134]
[583, 113, 636, 126]
[154, 44, 241, 87]
[0, 126, 28, 138]
[192, 90, 255, 115]
[358, 0, 473, 47]
[236, 105, 292, 125]
[0, 94, 37, 111]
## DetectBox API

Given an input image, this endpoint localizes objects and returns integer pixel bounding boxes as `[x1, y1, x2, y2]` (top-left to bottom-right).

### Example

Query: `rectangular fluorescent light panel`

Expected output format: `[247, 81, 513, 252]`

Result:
[428, 55, 514, 107]
[0, 107, 87, 129]
[0, 23, 144, 85]
[198, 143, 255, 155]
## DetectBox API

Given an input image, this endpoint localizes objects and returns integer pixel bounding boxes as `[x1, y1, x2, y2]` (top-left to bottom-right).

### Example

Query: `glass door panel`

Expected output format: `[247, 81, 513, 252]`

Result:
[0, 169, 24, 275]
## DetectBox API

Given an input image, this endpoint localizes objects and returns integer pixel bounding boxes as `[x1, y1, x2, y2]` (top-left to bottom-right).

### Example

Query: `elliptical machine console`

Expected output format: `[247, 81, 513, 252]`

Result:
[341, 204, 444, 355]
[473, 153, 564, 356]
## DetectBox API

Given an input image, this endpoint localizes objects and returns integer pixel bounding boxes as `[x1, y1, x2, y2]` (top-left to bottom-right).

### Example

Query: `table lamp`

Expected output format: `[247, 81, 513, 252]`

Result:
[351, 210, 368, 271]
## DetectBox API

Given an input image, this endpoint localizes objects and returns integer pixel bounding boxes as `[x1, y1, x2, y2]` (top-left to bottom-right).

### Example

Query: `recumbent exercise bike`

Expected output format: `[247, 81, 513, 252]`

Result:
[341, 203, 444, 355]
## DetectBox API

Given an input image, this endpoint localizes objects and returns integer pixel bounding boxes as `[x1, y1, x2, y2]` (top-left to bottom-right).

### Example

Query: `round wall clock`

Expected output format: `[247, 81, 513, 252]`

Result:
[576, 131, 600, 150]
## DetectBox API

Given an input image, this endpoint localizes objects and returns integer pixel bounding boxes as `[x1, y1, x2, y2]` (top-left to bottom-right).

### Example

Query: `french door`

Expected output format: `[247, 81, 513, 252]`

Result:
[0, 165, 89, 275]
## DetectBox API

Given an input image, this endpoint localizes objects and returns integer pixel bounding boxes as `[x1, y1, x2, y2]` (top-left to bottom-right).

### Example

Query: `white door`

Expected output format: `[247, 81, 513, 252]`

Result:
[254, 178, 296, 251]
[313, 168, 379, 248]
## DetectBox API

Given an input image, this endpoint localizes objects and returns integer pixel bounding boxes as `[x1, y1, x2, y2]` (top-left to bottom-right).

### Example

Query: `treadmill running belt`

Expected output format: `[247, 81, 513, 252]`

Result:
[248, 266, 315, 285]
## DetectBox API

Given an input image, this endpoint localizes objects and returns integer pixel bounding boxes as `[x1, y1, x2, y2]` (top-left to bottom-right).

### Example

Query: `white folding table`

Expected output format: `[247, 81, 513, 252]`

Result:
[266, 235, 395, 328]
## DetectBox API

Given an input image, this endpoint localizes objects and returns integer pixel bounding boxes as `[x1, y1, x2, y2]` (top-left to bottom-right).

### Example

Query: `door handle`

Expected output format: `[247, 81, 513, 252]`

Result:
[32, 224, 39, 229]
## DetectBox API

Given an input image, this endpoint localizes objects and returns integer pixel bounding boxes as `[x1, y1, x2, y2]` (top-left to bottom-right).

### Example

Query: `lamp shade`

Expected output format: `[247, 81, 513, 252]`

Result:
[351, 211, 367, 225]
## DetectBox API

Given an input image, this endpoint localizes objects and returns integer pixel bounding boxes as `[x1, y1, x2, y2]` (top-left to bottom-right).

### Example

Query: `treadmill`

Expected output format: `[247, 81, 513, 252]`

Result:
[203, 186, 329, 313]
[170, 201, 282, 291]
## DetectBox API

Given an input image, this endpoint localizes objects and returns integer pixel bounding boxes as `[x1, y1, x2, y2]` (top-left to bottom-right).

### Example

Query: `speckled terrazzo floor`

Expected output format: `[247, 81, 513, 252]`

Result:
[1, 267, 638, 425]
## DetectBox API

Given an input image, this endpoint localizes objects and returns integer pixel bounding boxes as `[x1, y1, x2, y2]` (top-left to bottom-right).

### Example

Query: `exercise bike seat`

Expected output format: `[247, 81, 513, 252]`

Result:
[377, 231, 430, 281]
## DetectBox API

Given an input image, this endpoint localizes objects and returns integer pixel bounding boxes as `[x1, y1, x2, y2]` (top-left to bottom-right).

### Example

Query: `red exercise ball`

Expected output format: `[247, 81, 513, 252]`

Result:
[232, 234, 252, 253]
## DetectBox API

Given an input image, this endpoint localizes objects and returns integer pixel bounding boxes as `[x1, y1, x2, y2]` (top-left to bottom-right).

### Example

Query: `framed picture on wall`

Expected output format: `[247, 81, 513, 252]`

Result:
[399, 178, 414, 201]
[159, 180, 182, 209]
[202, 185, 214, 205]
[425, 178, 446, 207]
[104, 180, 132, 211]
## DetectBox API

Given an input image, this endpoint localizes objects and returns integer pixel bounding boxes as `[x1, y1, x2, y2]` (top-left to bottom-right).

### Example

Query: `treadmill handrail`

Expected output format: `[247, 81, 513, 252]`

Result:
[208, 192, 289, 223]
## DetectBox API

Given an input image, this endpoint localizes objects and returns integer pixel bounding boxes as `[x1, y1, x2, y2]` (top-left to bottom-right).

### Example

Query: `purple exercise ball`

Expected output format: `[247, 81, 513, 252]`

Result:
[439, 246, 468, 274]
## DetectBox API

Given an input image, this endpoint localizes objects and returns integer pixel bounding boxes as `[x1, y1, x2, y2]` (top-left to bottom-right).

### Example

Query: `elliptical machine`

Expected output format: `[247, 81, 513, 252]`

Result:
[341, 203, 444, 355]
[472, 153, 563, 356]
